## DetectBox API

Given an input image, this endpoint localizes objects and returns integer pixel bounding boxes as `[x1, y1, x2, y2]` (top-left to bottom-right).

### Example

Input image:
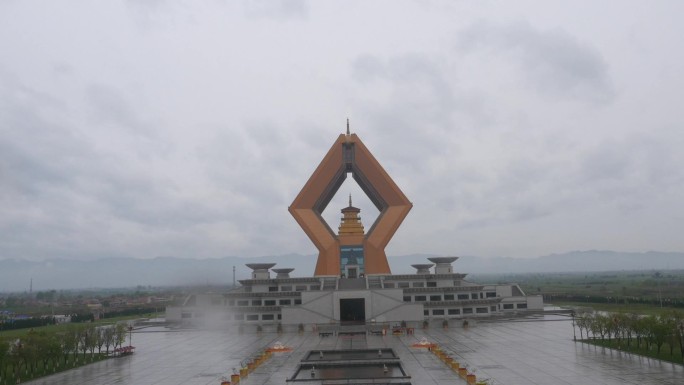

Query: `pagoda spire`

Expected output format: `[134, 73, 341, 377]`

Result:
[349, 193, 352, 207]
[346, 118, 350, 135]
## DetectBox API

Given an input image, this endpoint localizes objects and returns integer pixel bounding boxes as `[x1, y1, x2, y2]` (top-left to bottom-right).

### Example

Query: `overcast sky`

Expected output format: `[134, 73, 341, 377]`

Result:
[1, 1, 683, 262]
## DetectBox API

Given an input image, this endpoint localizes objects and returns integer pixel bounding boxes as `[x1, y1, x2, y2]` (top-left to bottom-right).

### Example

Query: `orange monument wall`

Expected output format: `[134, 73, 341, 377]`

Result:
[289, 127, 412, 276]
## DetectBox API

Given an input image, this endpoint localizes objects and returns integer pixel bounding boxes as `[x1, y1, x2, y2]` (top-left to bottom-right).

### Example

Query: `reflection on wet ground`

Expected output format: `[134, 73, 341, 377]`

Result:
[290, 362, 407, 381]
[292, 348, 408, 383]
[25, 314, 684, 385]
[303, 348, 397, 361]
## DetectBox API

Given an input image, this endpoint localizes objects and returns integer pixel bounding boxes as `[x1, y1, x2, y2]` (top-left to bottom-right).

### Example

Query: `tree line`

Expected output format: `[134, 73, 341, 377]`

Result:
[0, 317, 56, 332]
[545, 293, 684, 308]
[574, 310, 684, 359]
[0, 323, 130, 384]
[1, 306, 162, 332]
[102, 306, 160, 319]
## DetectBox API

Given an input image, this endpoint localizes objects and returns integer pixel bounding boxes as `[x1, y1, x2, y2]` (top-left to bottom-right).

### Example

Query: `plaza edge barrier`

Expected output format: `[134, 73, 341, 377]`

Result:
[221, 349, 273, 384]
[430, 344, 489, 385]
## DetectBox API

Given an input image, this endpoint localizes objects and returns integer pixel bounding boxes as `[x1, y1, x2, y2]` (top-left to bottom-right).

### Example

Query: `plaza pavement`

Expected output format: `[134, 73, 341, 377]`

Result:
[24, 314, 684, 385]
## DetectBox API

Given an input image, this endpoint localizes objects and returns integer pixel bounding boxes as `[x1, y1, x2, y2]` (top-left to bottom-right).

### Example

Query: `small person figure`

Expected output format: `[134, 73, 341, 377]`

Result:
[383, 364, 388, 374]
[319, 351, 324, 359]
[310, 365, 315, 377]
[378, 349, 382, 357]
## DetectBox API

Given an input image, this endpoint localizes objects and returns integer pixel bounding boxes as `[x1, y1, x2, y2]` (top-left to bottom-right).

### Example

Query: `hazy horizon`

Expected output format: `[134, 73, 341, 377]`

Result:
[2, 250, 684, 292]
[2, 247, 683, 263]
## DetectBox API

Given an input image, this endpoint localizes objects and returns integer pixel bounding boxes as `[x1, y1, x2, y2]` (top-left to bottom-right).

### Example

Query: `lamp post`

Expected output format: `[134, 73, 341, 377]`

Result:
[128, 325, 133, 347]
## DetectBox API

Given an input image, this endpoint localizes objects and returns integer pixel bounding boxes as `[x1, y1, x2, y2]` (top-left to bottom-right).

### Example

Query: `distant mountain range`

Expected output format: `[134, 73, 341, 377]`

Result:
[1, 250, 683, 292]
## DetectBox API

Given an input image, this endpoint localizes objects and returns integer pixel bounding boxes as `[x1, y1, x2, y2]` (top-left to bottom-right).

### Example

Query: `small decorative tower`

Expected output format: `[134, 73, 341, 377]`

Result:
[245, 263, 276, 279]
[338, 195, 365, 236]
[427, 257, 459, 274]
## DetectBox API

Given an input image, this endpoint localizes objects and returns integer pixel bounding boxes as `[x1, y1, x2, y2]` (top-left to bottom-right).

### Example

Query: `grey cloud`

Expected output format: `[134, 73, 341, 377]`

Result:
[0, 77, 86, 198]
[458, 21, 615, 104]
[86, 84, 154, 137]
[347, 47, 620, 251]
[126, 0, 168, 9]
[191, 120, 322, 252]
[123, 0, 192, 28]
[577, 134, 684, 207]
[1, 1, 682, 263]
[452, 132, 684, 233]
[349, 53, 464, 181]
[580, 142, 630, 182]
[242, 0, 308, 20]
[0, 77, 192, 259]
[351, 55, 385, 83]
[352, 53, 455, 126]
[450, 159, 556, 228]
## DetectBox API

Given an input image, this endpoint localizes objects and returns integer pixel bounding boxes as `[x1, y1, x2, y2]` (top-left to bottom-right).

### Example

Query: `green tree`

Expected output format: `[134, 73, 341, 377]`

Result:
[79, 325, 97, 358]
[5, 296, 20, 308]
[96, 327, 106, 354]
[44, 334, 62, 371]
[0, 337, 9, 382]
[645, 315, 668, 354]
[575, 311, 590, 340]
[21, 330, 43, 376]
[88, 325, 98, 355]
[34, 333, 53, 374]
[102, 326, 115, 354]
[79, 327, 89, 358]
[10, 341, 24, 381]
[587, 313, 601, 339]
[662, 310, 680, 356]
[61, 326, 80, 365]
[625, 313, 639, 347]
[611, 313, 627, 346]
[115, 323, 127, 348]
[633, 316, 648, 349]
[676, 312, 684, 359]
[589, 313, 609, 341]
[35, 290, 56, 302]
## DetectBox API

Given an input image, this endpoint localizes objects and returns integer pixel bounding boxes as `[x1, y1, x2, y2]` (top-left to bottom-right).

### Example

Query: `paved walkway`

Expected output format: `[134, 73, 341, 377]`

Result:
[421, 315, 684, 385]
[24, 315, 683, 385]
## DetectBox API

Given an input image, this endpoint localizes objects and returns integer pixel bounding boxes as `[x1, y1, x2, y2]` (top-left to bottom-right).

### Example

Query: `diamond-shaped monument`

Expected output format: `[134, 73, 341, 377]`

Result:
[289, 122, 412, 276]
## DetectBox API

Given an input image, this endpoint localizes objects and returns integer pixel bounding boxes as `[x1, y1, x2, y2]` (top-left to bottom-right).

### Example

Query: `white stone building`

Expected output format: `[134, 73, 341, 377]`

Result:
[166, 257, 543, 327]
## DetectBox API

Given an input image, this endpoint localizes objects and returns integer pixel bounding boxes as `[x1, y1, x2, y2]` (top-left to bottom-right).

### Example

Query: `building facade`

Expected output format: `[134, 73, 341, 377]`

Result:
[166, 256, 543, 326]
[166, 125, 543, 326]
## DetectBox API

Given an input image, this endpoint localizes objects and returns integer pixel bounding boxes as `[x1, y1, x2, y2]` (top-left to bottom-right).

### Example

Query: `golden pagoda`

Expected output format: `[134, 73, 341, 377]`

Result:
[338, 194, 365, 236]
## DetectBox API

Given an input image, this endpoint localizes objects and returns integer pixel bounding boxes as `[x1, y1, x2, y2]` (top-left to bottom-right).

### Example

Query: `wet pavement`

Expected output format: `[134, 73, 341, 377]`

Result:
[25, 314, 684, 385]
